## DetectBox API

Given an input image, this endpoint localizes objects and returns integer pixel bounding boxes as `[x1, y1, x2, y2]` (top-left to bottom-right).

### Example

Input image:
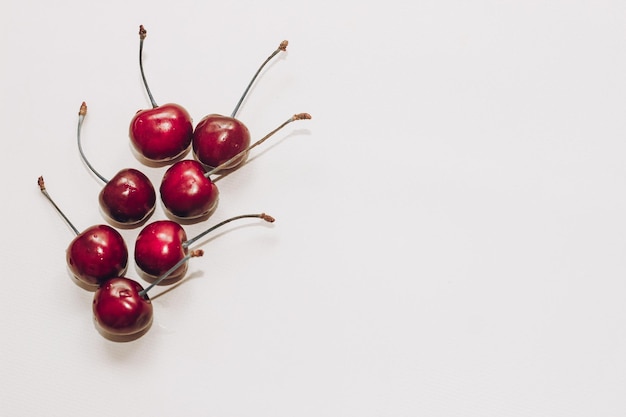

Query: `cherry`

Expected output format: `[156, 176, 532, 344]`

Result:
[38, 176, 128, 290]
[77, 102, 156, 227]
[93, 249, 203, 340]
[161, 113, 311, 220]
[92, 277, 152, 340]
[159, 159, 219, 221]
[135, 213, 275, 283]
[192, 40, 288, 170]
[129, 25, 193, 164]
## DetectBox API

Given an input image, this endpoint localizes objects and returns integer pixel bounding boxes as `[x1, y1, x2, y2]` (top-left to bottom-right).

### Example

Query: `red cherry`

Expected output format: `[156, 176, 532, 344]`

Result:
[129, 25, 193, 163]
[134, 213, 275, 282]
[39, 177, 128, 289]
[93, 250, 203, 341]
[159, 160, 219, 221]
[192, 114, 250, 170]
[134, 220, 187, 282]
[77, 102, 156, 227]
[98, 168, 156, 226]
[192, 40, 288, 170]
[161, 113, 310, 222]
[92, 277, 153, 338]
[130, 103, 193, 163]
[66, 225, 128, 288]
[204, 112, 312, 176]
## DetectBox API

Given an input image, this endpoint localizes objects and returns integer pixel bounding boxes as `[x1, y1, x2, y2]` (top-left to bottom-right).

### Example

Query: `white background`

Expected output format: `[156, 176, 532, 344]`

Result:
[2, 0, 626, 416]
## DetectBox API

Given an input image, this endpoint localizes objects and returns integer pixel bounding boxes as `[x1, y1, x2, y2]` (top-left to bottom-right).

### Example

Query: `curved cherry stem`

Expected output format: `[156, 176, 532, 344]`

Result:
[138, 25, 158, 109]
[77, 102, 109, 184]
[183, 213, 275, 249]
[205, 112, 311, 177]
[139, 249, 204, 297]
[38, 176, 80, 236]
[231, 40, 288, 118]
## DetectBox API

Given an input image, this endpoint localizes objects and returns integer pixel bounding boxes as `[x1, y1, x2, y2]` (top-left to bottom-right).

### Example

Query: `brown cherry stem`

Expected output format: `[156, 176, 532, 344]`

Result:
[182, 213, 275, 249]
[138, 25, 158, 109]
[38, 176, 80, 236]
[231, 40, 288, 118]
[77, 102, 109, 184]
[139, 249, 204, 297]
[204, 112, 312, 177]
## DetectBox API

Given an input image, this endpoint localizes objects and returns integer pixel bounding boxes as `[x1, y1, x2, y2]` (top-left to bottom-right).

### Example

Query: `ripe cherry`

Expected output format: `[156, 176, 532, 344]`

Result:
[93, 249, 203, 341]
[161, 113, 311, 220]
[77, 102, 156, 228]
[135, 213, 275, 283]
[129, 25, 193, 164]
[192, 40, 288, 170]
[159, 159, 218, 221]
[38, 176, 128, 290]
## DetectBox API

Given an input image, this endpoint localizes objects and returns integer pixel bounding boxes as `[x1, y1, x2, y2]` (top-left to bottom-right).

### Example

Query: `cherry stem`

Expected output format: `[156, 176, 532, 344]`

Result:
[138, 25, 158, 109]
[38, 176, 80, 236]
[139, 249, 204, 297]
[183, 213, 275, 249]
[77, 102, 109, 184]
[231, 40, 288, 119]
[205, 112, 312, 177]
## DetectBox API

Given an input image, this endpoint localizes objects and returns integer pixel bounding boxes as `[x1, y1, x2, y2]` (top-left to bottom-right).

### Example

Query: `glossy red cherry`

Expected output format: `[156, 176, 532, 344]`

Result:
[98, 168, 156, 226]
[134, 213, 275, 282]
[192, 40, 288, 170]
[66, 225, 129, 288]
[134, 220, 187, 282]
[92, 277, 152, 337]
[161, 113, 310, 221]
[159, 159, 219, 221]
[129, 25, 193, 163]
[77, 102, 156, 227]
[38, 177, 128, 289]
[130, 103, 193, 163]
[93, 250, 203, 341]
[192, 114, 250, 170]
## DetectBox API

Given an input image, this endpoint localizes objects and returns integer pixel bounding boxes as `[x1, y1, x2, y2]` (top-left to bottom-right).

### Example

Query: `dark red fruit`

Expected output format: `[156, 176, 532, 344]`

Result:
[39, 176, 129, 289]
[191, 40, 287, 171]
[134, 220, 188, 282]
[67, 225, 129, 288]
[93, 277, 153, 337]
[77, 102, 156, 227]
[159, 160, 219, 220]
[161, 113, 310, 222]
[129, 103, 193, 163]
[93, 250, 203, 340]
[98, 168, 156, 226]
[192, 114, 250, 169]
[134, 213, 275, 282]
[129, 25, 193, 163]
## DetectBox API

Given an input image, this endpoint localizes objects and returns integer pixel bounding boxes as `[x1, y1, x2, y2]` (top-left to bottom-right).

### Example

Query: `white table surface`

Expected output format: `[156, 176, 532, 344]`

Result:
[2, 1, 626, 416]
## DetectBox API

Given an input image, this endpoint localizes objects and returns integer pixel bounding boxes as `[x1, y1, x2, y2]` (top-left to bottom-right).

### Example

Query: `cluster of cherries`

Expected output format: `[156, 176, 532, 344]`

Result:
[39, 26, 310, 342]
